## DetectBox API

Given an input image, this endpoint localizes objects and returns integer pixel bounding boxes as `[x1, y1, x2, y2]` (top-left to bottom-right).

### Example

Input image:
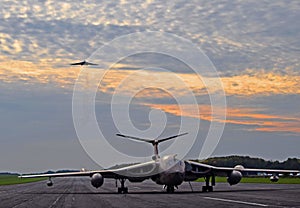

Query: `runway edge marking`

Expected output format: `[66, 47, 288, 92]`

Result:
[203, 196, 269, 207]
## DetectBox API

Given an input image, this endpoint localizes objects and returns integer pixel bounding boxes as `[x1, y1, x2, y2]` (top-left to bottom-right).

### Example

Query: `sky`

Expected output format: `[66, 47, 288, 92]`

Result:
[0, 0, 299, 173]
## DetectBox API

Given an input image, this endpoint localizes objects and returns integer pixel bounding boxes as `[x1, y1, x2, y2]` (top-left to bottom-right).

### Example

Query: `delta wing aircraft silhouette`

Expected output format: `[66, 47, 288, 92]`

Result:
[70, 60, 98, 66]
[20, 133, 299, 193]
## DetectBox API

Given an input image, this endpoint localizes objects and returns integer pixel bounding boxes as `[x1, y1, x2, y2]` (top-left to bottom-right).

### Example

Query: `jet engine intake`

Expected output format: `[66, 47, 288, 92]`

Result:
[227, 170, 242, 185]
[91, 173, 104, 188]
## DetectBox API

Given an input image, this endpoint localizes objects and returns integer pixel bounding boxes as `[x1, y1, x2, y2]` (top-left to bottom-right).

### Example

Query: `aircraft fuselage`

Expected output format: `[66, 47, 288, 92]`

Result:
[152, 155, 185, 186]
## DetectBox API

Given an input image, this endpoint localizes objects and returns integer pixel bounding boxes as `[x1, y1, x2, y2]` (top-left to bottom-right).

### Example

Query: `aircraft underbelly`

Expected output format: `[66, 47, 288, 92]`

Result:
[153, 172, 185, 186]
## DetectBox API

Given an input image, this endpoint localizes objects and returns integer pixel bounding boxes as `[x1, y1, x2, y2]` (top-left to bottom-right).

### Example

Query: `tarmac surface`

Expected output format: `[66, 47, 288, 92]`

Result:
[0, 178, 300, 208]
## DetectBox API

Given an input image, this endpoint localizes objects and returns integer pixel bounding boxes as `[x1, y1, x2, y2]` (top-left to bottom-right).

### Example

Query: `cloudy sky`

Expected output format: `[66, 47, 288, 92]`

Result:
[0, 0, 299, 173]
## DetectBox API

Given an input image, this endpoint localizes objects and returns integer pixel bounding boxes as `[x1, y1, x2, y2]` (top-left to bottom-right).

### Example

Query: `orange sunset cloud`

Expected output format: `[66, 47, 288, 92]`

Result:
[145, 104, 300, 134]
[0, 59, 299, 97]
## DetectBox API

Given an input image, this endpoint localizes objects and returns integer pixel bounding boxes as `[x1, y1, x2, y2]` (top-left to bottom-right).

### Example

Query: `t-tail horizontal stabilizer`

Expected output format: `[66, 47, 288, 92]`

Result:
[116, 132, 188, 159]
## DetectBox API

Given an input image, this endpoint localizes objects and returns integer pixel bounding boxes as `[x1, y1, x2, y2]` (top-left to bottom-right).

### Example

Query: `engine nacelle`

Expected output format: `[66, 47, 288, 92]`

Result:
[270, 175, 279, 182]
[91, 173, 104, 188]
[227, 170, 242, 185]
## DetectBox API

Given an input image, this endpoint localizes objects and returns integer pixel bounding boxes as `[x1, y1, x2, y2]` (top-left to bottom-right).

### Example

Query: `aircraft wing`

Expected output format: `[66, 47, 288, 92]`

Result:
[19, 160, 159, 179]
[185, 160, 300, 176]
[82, 61, 98, 65]
[19, 170, 114, 178]
[70, 62, 83, 65]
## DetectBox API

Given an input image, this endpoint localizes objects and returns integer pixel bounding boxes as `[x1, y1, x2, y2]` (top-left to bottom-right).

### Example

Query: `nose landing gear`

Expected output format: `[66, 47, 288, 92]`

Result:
[164, 185, 178, 193]
[166, 186, 175, 193]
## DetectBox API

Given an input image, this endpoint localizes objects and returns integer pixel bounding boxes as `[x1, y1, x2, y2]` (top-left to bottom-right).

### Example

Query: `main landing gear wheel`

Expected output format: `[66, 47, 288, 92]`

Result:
[202, 175, 215, 192]
[117, 179, 128, 194]
[202, 186, 213, 192]
[118, 187, 128, 194]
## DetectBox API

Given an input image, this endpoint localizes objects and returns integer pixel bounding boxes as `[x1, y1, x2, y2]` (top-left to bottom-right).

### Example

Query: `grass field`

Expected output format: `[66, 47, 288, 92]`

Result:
[1, 174, 300, 186]
[196, 176, 300, 184]
[0, 175, 46, 186]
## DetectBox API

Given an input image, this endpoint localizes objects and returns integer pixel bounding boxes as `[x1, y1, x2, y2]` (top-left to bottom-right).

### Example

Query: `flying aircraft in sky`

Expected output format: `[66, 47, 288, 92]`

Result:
[20, 133, 299, 194]
[70, 60, 98, 66]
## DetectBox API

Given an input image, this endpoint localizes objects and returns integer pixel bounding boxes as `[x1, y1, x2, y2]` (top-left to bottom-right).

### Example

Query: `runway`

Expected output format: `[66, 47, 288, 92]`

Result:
[1, 178, 299, 208]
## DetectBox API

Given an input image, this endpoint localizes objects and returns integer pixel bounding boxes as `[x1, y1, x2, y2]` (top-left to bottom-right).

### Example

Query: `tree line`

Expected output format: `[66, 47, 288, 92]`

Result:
[200, 156, 300, 170]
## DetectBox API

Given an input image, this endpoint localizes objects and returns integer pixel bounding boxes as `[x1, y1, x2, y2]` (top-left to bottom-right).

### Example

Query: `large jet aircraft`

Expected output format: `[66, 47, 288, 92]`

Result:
[20, 133, 299, 194]
[70, 60, 98, 66]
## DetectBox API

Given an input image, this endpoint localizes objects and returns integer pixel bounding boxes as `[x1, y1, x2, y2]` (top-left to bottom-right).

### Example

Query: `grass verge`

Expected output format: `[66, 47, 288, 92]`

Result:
[0, 175, 46, 186]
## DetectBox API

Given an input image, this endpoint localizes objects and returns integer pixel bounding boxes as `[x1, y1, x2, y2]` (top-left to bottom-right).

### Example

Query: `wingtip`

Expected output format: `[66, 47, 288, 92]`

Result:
[182, 132, 188, 135]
